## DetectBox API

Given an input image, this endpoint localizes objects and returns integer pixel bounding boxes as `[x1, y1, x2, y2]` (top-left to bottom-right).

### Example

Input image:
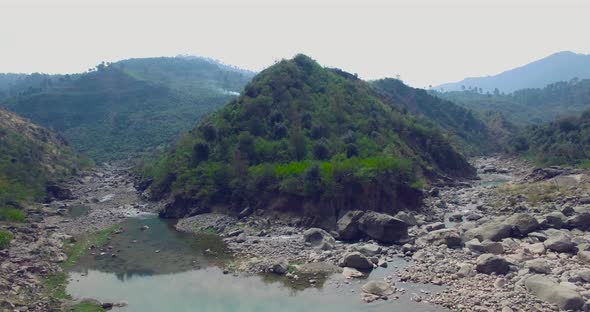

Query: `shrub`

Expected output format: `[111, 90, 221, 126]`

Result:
[0, 207, 26, 222]
[312, 142, 330, 160]
[0, 230, 13, 249]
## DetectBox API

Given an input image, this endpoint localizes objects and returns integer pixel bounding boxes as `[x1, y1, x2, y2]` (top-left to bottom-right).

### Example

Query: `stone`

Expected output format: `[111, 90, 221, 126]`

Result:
[504, 213, 539, 237]
[302, 228, 335, 250]
[342, 267, 364, 279]
[482, 240, 504, 255]
[394, 211, 417, 226]
[526, 259, 551, 274]
[418, 228, 462, 248]
[357, 211, 408, 243]
[544, 233, 577, 253]
[355, 244, 382, 256]
[425, 222, 446, 232]
[140, 225, 149, 231]
[448, 213, 463, 222]
[475, 254, 510, 275]
[529, 242, 546, 255]
[525, 275, 584, 311]
[567, 210, 590, 230]
[361, 280, 395, 296]
[235, 233, 247, 243]
[578, 250, 590, 264]
[465, 239, 486, 253]
[238, 206, 253, 219]
[544, 211, 566, 229]
[341, 252, 374, 270]
[296, 262, 341, 275]
[336, 210, 364, 241]
[270, 259, 289, 274]
[464, 221, 512, 242]
[456, 263, 475, 278]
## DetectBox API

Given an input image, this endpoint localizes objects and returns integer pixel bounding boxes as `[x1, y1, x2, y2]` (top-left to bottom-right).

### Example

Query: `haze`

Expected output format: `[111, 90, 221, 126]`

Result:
[1, 0, 589, 88]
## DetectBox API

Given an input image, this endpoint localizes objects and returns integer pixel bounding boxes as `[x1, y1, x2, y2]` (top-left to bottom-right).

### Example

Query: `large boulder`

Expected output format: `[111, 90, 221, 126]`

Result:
[463, 221, 512, 242]
[543, 211, 566, 229]
[504, 213, 539, 237]
[336, 210, 364, 241]
[525, 275, 585, 311]
[578, 250, 590, 264]
[417, 228, 463, 249]
[475, 254, 510, 275]
[303, 228, 335, 250]
[544, 231, 577, 253]
[341, 252, 374, 270]
[566, 209, 590, 230]
[357, 211, 408, 243]
[394, 211, 417, 226]
[46, 183, 74, 201]
[526, 259, 551, 274]
[361, 280, 395, 296]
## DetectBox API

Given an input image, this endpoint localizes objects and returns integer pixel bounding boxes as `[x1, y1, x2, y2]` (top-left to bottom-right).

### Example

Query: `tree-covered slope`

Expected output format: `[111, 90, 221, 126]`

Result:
[1, 57, 255, 161]
[143, 55, 475, 224]
[436, 51, 590, 93]
[511, 109, 590, 166]
[372, 78, 496, 154]
[0, 108, 87, 207]
[437, 78, 590, 126]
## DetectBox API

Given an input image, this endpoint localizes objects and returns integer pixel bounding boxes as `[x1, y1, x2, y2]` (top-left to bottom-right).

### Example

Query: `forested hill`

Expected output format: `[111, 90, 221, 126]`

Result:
[1, 56, 255, 161]
[371, 78, 496, 154]
[143, 54, 475, 223]
[436, 78, 590, 126]
[436, 51, 590, 93]
[0, 108, 87, 208]
[511, 109, 590, 166]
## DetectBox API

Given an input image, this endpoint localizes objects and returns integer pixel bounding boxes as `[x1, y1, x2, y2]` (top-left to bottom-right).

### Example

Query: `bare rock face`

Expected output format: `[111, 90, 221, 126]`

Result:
[525, 275, 585, 311]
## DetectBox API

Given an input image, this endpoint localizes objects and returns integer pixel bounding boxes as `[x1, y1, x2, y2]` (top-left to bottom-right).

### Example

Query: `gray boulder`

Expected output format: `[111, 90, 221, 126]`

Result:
[475, 254, 510, 275]
[303, 228, 335, 250]
[463, 221, 512, 242]
[504, 213, 539, 237]
[417, 228, 463, 249]
[482, 240, 504, 255]
[394, 211, 417, 226]
[361, 280, 395, 296]
[465, 239, 486, 253]
[270, 259, 289, 274]
[525, 275, 584, 311]
[336, 210, 364, 241]
[526, 259, 551, 274]
[341, 252, 374, 270]
[566, 210, 590, 230]
[357, 211, 408, 243]
[355, 244, 382, 256]
[544, 211, 566, 229]
[544, 233, 577, 253]
[425, 222, 446, 232]
[578, 250, 590, 264]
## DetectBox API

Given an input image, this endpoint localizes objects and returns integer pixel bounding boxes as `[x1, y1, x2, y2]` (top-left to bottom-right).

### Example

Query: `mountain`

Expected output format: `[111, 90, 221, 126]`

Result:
[436, 51, 590, 93]
[511, 109, 590, 166]
[142, 54, 475, 226]
[0, 108, 87, 208]
[371, 78, 497, 154]
[436, 78, 590, 125]
[1, 56, 255, 161]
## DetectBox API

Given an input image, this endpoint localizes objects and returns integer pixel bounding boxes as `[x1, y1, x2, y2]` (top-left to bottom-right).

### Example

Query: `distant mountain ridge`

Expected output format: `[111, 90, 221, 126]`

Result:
[436, 51, 590, 93]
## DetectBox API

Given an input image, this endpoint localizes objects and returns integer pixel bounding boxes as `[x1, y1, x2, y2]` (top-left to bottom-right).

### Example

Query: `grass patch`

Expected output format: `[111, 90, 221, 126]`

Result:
[200, 226, 218, 234]
[0, 207, 26, 222]
[496, 181, 565, 206]
[0, 230, 13, 249]
[71, 302, 106, 312]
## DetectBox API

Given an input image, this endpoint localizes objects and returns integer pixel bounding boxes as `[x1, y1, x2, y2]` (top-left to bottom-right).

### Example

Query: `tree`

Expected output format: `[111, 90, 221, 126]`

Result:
[191, 142, 209, 165]
[313, 142, 330, 160]
[290, 130, 306, 160]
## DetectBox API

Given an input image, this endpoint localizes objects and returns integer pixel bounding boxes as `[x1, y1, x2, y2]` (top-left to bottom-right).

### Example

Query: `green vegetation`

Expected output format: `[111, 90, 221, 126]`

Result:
[0, 108, 88, 208]
[0, 230, 13, 249]
[3, 57, 254, 161]
[436, 78, 590, 126]
[70, 302, 106, 312]
[144, 55, 474, 218]
[0, 207, 26, 222]
[510, 109, 590, 165]
[372, 78, 497, 154]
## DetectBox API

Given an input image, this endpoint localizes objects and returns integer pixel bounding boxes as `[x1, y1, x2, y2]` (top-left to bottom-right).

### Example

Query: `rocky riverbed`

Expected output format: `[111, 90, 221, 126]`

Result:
[177, 156, 590, 311]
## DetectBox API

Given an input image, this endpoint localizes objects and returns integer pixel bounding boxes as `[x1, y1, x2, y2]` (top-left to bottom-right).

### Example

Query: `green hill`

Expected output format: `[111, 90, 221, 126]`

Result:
[142, 55, 475, 223]
[372, 78, 496, 154]
[511, 109, 590, 166]
[0, 108, 87, 209]
[1, 57, 254, 161]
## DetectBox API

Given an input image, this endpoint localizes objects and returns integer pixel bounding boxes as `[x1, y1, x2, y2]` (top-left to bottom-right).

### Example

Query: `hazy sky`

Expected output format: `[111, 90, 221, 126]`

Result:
[1, 0, 589, 87]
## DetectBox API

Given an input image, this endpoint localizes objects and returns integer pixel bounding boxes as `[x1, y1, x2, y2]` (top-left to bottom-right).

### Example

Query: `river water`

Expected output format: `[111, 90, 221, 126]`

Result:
[66, 215, 446, 312]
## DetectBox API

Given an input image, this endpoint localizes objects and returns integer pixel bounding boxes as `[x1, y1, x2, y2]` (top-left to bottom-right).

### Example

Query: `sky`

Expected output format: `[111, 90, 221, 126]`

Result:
[1, 0, 589, 88]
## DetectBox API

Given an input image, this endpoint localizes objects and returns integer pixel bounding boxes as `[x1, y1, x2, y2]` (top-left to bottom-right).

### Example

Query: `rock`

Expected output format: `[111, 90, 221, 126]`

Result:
[336, 210, 364, 241]
[544, 233, 577, 253]
[296, 262, 341, 274]
[456, 263, 475, 278]
[46, 183, 74, 200]
[342, 267, 364, 278]
[425, 222, 445, 232]
[504, 213, 539, 237]
[465, 239, 486, 253]
[140, 225, 149, 231]
[357, 211, 408, 243]
[341, 252, 374, 270]
[226, 229, 243, 237]
[482, 240, 504, 255]
[270, 259, 289, 274]
[235, 233, 247, 243]
[567, 210, 590, 230]
[544, 212, 566, 229]
[302, 228, 335, 250]
[361, 280, 395, 296]
[525, 275, 585, 311]
[101, 302, 114, 309]
[494, 277, 507, 289]
[238, 206, 253, 219]
[526, 259, 551, 274]
[529, 242, 546, 255]
[475, 254, 510, 275]
[355, 244, 382, 256]
[448, 213, 463, 222]
[464, 221, 511, 242]
[394, 211, 417, 226]
[578, 250, 590, 264]
[428, 187, 440, 197]
[418, 228, 463, 249]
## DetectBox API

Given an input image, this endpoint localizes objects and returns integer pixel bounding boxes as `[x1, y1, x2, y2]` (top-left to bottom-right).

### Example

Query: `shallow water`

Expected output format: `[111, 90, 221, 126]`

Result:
[67, 215, 446, 312]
